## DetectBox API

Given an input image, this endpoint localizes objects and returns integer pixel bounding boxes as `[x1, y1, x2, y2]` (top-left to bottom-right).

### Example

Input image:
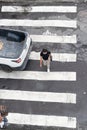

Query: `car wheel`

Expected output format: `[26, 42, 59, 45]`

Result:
[1, 65, 13, 72]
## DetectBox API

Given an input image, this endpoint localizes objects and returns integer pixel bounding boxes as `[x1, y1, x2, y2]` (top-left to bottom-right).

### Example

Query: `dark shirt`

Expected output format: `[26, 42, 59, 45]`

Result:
[40, 51, 51, 60]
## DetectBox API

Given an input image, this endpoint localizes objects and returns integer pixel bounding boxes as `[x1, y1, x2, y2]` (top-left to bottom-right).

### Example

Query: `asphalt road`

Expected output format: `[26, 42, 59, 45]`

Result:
[0, 1, 87, 130]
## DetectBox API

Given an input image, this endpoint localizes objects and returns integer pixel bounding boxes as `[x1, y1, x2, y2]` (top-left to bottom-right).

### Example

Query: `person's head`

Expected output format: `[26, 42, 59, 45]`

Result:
[1, 111, 8, 117]
[42, 48, 48, 53]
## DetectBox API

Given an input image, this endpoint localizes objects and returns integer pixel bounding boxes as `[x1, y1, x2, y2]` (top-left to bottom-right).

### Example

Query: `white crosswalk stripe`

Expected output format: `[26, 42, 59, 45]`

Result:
[0, 89, 76, 103]
[30, 35, 77, 43]
[30, 51, 77, 62]
[0, 71, 76, 81]
[7, 113, 76, 128]
[0, 5, 77, 129]
[1, 6, 77, 13]
[0, 19, 77, 28]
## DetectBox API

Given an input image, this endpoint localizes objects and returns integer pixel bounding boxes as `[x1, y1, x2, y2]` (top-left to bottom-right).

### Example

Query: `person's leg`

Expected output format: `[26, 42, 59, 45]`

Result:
[3, 117, 8, 127]
[0, 121, 4, 128]
[47, 57, 50, 72]
[42, 59, 47, 66]
[42, 59, 50, 72]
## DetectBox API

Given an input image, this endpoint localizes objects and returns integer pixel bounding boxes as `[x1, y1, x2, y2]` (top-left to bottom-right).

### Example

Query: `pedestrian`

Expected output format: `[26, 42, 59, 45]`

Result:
[0, 105, 8, 129]
[0, 114, 3, 128]
[1, 111, 8, 128]
[40, 48, 52, 72]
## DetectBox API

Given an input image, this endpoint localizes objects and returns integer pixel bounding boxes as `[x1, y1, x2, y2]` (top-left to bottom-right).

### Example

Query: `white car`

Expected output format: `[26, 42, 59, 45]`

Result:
[0, 28, 32, 71]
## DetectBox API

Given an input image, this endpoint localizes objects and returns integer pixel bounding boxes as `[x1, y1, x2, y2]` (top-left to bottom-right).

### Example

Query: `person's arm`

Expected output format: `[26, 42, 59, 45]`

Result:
[40, 56, 43, 67]
[50, 53, 52, 61]
[0, 115, 3, 122]
[48, 52, 52, 61]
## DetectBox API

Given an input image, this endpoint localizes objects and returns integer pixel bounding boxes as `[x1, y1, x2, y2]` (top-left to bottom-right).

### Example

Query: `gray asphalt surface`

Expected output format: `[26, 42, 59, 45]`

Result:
[0, 1, 87, 130]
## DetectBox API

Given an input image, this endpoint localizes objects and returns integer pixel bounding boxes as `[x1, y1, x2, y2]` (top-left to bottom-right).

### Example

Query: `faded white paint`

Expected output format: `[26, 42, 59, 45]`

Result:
[0, 89, 76, 103]
[0, 19, 77, 28]
[0, 71, 76, 81]
[30, 51, 77, 62]
[7, 113, 76, 128]
[1, 6, 77, 13]
[30, 35, 77, 43]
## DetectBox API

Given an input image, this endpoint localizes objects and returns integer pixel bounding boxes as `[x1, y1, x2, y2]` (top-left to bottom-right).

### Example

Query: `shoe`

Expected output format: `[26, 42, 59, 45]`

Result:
[47, 68, 50, 72]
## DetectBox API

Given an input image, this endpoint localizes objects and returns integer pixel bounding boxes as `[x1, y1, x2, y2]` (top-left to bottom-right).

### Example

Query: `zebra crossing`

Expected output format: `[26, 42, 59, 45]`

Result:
[0, 89, 76, 103]
[30, 51, 77, 62]
[0, 19, 77, 28]
[0, 71, 76, 81]
[0, 4, 77, 129]
[1, 6, 77, 13]
[7, 113, 76, 128]
[30, 35, 77, 43]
